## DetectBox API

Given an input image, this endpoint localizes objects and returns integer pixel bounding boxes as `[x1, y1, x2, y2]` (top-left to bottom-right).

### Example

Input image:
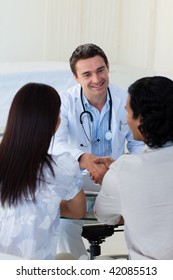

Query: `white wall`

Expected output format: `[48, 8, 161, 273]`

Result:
[0, 0, 47, 61]
[0, 0, 173, 77]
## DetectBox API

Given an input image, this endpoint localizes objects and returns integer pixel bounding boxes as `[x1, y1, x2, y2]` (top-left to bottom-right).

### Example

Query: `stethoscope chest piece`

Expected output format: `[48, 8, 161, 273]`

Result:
[105, 131, 112, 141]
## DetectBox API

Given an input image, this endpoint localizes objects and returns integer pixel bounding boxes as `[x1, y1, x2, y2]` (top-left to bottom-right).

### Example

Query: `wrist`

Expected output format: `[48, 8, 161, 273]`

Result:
[78, 153, 94, 169]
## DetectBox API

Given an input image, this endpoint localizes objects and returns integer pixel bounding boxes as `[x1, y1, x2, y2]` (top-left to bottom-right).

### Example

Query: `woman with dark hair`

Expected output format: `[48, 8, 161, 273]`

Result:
[95, 76, 173, 259]
[0, 83, 85, 259]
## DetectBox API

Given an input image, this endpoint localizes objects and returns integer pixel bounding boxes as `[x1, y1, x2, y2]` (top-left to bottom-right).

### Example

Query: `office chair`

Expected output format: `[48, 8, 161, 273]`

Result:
[82, 221, 127, 260]
[82, 193, 128, 260]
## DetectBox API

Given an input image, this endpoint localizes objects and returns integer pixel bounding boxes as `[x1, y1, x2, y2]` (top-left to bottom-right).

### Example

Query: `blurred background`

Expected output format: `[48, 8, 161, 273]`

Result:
[1, 0, 173, 126]
[1, 0, 173, 74]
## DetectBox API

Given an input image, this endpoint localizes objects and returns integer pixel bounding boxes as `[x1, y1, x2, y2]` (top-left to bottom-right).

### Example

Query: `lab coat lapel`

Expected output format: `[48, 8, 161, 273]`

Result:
[111, 94, 121, 157]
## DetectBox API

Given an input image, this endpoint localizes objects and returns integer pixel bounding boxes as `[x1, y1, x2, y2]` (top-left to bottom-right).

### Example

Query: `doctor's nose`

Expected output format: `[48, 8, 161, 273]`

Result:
[92, 73, 100, 83]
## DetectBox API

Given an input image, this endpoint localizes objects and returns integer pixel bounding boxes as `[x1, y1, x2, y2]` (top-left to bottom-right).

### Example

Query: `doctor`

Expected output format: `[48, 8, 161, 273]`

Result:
[50, 43, 144, 258]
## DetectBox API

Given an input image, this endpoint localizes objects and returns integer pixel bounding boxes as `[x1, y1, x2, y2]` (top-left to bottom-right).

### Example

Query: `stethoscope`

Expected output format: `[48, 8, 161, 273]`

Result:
[80, 86, 113, 146]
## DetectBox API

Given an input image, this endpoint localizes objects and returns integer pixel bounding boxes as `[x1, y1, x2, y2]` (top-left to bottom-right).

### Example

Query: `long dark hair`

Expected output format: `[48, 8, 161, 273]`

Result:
[128, 76, 173, 147]
[0, 83, 61, 206]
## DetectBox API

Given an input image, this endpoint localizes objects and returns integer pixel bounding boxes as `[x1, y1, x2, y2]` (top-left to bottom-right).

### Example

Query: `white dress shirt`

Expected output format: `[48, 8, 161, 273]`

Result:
[95, 144, 173, 259]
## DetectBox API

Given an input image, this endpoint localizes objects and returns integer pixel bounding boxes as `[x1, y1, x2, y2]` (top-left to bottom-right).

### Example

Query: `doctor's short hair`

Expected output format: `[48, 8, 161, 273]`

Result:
[69, 43, 109, 76]
[128, 76, 173, 148]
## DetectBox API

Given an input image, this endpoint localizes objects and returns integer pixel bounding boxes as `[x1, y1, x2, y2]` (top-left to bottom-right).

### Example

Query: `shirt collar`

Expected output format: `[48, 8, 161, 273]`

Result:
[144, 141, 173, 152]
[82, 90, 110, 110]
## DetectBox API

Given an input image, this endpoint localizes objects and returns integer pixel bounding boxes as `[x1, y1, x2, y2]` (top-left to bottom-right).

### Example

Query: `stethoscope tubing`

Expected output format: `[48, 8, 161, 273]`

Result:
[80, 86, 112, 130]
[79, 86, 112, 145]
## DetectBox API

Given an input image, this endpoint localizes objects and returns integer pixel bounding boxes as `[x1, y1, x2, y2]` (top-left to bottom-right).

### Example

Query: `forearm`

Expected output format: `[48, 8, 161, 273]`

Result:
[94, 166, 122, 224]
[94, 196, 121, 225]
[78, 153, 95, 169]
[60, 200, 75, 218]
[60, 189, 86, 219]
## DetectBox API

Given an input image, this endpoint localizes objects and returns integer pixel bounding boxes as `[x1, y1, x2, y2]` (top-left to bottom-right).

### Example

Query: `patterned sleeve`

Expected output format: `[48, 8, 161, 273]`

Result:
[48, 152, 83, 201]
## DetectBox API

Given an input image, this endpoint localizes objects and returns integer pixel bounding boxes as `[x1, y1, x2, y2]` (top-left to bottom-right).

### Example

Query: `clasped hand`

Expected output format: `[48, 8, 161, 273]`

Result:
[79, 153, 114, 185]
[89, 156, 114, 184]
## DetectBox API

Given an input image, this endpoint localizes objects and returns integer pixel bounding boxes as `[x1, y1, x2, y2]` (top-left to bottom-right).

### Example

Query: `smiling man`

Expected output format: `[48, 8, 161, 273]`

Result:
[50, 43, 144, 259]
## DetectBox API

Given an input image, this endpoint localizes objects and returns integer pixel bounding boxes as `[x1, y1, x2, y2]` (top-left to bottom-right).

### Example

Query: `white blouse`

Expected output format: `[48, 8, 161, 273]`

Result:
[0, 152, 82, 259]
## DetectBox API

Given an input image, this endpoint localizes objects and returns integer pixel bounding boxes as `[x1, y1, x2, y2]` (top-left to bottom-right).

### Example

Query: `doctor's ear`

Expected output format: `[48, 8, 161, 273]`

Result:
[74, 74, 79, 82]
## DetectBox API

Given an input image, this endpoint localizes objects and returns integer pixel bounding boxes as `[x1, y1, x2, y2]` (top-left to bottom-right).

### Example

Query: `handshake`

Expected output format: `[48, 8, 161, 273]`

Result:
[79, 153, 114, 185]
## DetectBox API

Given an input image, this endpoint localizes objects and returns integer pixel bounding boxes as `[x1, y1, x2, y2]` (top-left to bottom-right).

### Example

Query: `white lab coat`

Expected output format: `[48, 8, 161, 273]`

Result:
[49, 82, 144, 259]
[95, 144, 173, 259]
[51, 83, 144, 160]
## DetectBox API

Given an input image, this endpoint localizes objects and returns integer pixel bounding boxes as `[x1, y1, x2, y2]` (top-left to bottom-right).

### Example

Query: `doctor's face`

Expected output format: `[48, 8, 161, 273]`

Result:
[126, 95, 144, 141]
[74, 55, 109, 100]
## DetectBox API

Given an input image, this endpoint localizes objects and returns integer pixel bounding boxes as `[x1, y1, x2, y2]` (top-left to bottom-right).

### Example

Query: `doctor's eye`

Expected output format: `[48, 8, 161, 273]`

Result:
[97, 67, 106, 74]
[82, 72, 91, 78]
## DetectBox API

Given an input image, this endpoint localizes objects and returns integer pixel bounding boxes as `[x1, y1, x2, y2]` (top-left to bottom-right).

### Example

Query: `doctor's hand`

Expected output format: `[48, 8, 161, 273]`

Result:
[79, 153, 114, 185]
[92, 156, 114, 169]
[90, 156, 115, 184]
